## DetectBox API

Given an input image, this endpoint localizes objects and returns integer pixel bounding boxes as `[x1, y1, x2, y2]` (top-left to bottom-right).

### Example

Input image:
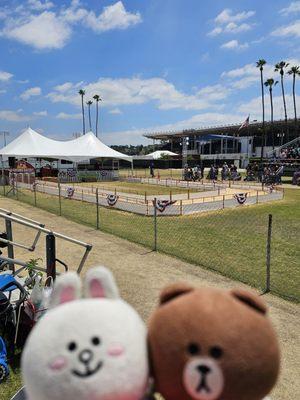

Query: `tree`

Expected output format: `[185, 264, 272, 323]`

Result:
[264, 78, 278, 150]
[274, 61, 289, 143]
[78, 89, 86, 135]
[287, 65, 300, 135]
[93, 94, 102, 138]
[86, 100, 93, 132]
[256, 59, 267, 159]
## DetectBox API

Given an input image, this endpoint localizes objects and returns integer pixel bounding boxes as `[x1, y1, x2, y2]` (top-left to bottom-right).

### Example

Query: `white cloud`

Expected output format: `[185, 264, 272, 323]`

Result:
[56, 112, 81, 119]
[271, 19, 300, 38]
[279, 2, 300, 16]
[48, 77, 229, 111]
[221, 39, 248, 50]
[109, 108, 122, 114]
[27, 0, 54, 11]
[84, 1, 142, 32]
[3, 11, 72, 50]
[0, 110, 32, 122]
[0, 70, 13, 81]
[33, 110, 47, 116]
[208, 8, 255, 37]
[20, 86, 41, 100]
[238, 94, 300, 121]
[215, 9, 255, 25]
[222, 58, 300, 89]
[1, 1, 142, 50]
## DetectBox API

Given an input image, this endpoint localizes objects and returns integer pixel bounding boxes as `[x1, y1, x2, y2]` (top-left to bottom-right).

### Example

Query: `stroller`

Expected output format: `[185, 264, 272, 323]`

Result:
[0, 273, 28, 356]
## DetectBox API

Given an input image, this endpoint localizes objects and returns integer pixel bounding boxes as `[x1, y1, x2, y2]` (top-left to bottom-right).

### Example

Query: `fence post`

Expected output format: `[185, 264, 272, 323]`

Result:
[5, 219, 14, 270]
[222, 195, 225, 209]
[34, 183, 37, 206]
[188, 189, 190, 200]
[170, 190, 172, 202]
[58, 182, 62, 216]
[96, 188, 99, 230]
[144, 191, 147, 203]
[16, 178, 19, 200]
[265, 214, 273, 293]
[180, 199, 183, 215]
[256, 190, 259, 204]
[82, 189, 84, 201]
[154, 197, 157, 251]
[46, 233, 56, 281]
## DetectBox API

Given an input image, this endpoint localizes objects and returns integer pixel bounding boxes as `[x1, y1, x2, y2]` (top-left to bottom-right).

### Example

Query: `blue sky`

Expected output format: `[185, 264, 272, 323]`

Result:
[0, 0, 300, 145]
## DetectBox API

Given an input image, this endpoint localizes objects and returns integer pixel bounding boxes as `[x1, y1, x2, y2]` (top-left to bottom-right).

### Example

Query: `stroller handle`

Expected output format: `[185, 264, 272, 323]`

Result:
[0, 280, 27, 309]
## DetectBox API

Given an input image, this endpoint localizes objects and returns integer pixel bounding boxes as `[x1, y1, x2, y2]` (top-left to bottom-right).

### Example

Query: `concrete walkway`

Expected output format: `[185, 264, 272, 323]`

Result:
[0, 197, 298, 400]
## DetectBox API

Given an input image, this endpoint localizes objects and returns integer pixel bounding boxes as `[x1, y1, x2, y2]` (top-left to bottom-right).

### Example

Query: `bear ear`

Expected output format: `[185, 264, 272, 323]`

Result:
[49, 272, 81, 309]
[83, 266, 120, 300]
[231, 288, 267, 315]
[159, 282, 194, 305]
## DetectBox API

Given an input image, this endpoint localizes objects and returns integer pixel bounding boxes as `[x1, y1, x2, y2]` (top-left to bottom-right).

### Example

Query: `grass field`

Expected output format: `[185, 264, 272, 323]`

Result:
[77, 180, 201, 195]
[1, 185, 298, 302]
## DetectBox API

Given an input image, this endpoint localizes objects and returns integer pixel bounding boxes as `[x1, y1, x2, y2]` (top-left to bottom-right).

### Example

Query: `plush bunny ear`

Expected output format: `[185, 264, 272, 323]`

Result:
[83, 266, 120, 299]
[49, 272, 81, 309]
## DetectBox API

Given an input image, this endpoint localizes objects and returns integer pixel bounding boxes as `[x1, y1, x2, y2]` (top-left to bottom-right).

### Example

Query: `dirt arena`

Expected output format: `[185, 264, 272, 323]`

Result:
[0, 197, 299, 400]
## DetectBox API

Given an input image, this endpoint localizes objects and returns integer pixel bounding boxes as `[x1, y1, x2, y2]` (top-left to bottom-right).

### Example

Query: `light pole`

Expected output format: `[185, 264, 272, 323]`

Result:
[0, 131, 10, 147]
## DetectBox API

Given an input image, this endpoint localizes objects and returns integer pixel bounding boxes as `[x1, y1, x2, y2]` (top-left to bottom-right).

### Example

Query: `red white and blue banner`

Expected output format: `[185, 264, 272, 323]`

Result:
[233, 193, 248, 204]
[153, 199, 176, 213]
[107, 194, 119, 206]
[67, 187, 75, 198]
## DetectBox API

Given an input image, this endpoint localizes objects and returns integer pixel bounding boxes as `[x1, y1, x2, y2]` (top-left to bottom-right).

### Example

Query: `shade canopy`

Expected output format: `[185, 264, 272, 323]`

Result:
[0, 128, 132, 163]
[133, 150, 178, 160]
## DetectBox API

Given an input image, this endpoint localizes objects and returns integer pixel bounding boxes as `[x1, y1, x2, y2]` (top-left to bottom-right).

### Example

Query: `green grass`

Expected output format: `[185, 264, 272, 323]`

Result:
[77, 180, 201, 196]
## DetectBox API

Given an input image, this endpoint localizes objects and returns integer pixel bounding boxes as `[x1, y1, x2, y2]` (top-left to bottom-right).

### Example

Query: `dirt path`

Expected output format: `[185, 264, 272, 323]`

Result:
[0, 197, 299, 400]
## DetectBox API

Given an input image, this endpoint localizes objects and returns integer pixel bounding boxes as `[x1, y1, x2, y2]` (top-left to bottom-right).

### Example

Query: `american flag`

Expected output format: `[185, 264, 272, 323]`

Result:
[238, 115, 250, 131]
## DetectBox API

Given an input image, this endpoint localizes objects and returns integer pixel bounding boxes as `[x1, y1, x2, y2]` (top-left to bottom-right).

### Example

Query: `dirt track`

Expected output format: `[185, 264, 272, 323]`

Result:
[0, 197, 299, 400]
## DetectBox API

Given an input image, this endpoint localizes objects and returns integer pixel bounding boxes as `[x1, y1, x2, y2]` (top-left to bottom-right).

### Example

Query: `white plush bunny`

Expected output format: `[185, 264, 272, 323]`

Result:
[21, 267, 149, 400]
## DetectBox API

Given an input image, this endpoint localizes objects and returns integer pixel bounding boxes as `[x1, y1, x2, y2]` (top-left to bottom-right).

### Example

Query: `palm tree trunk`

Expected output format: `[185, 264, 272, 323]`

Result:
[95, 101, 99, 138]
[270, 89, 274, 150]
[81, 95, 85, 135]
[281, 74, 288, 143]
[260, 69, 265, 159]
[292, 73, 297, 135]
[88, 105, 92, 131]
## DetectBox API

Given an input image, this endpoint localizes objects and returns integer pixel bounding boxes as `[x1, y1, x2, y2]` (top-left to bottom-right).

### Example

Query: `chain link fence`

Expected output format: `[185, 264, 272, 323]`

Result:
[0, 182, 298, 302]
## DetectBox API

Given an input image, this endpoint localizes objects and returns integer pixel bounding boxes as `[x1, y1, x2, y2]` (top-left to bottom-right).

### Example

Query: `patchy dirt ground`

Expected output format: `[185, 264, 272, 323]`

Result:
[0, 197, 299, 400]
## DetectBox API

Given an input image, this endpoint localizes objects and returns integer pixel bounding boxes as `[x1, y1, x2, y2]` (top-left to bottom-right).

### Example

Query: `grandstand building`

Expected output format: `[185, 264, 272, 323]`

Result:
[143, 118, 300, 167]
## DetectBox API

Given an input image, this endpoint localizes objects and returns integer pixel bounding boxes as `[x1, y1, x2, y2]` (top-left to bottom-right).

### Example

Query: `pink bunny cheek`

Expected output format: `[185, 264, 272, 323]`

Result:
[107, 344, 125, 357]
[49, 356, 68, 371]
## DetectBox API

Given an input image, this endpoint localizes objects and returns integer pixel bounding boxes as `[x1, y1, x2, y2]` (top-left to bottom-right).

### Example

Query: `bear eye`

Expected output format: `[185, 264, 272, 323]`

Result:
[187, 343, 200, 355]
[68, 341, 77, 352]
[210, 346, 223, 359]
[91, 336, 101, 346]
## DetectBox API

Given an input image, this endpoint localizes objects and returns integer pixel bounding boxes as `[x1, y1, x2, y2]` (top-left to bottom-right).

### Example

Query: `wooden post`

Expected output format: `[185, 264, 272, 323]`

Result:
[96, 188, 99, 230]
[265, 214, 273, 293]
[170, 190, 172, 202]
[180, 200, 183, 215]
[144, 191, 147, 203]
[188, 189, 190, 200]
[256, 190, 259, 204]
[222, 195, 225, 209]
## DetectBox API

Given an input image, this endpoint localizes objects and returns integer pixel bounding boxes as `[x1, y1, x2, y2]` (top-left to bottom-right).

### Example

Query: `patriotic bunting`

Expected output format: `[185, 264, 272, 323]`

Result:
[153, 199, 177, 213]
[107, 194, 119, 206]
[233, 193, 248, 204]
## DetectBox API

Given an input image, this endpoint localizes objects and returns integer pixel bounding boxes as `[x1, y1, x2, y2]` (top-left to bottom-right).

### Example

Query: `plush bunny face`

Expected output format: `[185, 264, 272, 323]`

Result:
[22, 268, 148, 400]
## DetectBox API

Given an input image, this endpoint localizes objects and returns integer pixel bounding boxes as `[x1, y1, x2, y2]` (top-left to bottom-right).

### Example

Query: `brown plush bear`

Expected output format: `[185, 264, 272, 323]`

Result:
[148, 283, 280, 400]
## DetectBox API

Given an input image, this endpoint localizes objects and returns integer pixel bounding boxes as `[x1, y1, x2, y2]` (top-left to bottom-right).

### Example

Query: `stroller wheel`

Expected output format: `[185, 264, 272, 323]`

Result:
[0, 362, 9, 381]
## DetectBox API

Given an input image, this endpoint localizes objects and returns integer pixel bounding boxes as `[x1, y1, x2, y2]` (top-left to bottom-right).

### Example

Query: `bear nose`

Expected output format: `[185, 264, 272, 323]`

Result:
[79, 349, 93, 364]
[197, 365, 211, 374]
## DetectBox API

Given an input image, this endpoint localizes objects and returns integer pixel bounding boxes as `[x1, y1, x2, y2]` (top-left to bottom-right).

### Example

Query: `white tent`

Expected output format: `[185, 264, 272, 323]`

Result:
[132, 150, 178, 160]
[0, 128, 132, 163]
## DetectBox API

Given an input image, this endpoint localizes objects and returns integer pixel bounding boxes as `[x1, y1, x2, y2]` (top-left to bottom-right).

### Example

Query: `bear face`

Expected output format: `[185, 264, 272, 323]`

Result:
[148, 284, 280, 400]
[22, 267, 149, 400]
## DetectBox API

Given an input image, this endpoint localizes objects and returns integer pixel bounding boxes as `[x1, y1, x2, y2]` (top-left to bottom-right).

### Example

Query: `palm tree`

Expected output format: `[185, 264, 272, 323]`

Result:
[287, 65, 300, 135]
[93, 94, 102, 138]
[264, 78, 278, 151]
[256, 59, 267, 159]
[86, 100, 93, 132]
[274, 61, 289, 143]
[78, 89, 86, 134]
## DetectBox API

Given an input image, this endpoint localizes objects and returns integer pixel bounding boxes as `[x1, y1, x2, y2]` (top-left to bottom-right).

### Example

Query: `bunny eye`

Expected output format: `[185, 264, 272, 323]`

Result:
[68, 342, 77, 351]
[91, 336, 101, 346]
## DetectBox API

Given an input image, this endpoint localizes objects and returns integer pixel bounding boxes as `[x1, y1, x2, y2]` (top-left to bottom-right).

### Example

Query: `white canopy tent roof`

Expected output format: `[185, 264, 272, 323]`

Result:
[132, 150, 178, 160]
[0, 128, 132, 163]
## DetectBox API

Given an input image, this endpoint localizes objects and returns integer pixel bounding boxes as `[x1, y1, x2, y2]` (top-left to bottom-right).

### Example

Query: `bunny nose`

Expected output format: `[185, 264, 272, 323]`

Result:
[79, 349, 93, 364]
